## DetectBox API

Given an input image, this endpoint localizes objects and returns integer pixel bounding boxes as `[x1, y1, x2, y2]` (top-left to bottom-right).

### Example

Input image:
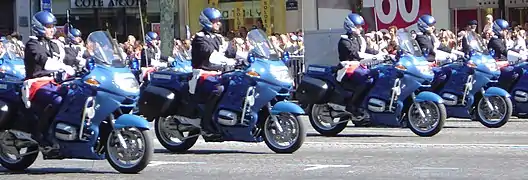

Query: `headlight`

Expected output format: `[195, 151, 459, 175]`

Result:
[114, 73, 140, 93]
[416, 65, 433, 76]
[270, 65, 293, 83]
[485, 62, 498, 72]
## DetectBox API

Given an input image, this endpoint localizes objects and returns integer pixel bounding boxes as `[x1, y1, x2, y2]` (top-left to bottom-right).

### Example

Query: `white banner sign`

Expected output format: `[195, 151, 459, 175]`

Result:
[70, 0, 140, 9]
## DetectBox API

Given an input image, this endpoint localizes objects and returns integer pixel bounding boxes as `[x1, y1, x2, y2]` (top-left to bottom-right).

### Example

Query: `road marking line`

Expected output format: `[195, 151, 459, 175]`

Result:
[413, 167, 459, 170]
[148, 161, 207, 167]
[304, 164, 351, 171]
[304, 142, 528, 148]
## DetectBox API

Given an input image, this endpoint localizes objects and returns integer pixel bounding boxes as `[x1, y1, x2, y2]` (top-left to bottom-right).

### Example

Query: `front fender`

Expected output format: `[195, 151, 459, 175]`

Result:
[114, 114, 150, 130]
[415, 91, 444, 103]
[484, 87, 511, 98]
[271, 101, 305, 115]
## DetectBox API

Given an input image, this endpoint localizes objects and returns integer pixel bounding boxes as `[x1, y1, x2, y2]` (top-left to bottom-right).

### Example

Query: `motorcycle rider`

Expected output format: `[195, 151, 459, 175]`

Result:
[189, 7, 245, 140]
[63, 26, 88, 69]
[139, 31, 174, 81]
[140, 31, 174, 67]
[337, 12, 379, 118]
[461, 20, 479, 55]
[415, 15, 462, 91]
[487, 19, 520, 90]
[22, 11, 75, 155]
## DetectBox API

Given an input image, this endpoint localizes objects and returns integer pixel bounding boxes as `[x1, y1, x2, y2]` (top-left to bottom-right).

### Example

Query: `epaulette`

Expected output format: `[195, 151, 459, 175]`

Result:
[340, 35, 349, 39]
[195, 32, 205, 37]
[29, 36, 37, 40]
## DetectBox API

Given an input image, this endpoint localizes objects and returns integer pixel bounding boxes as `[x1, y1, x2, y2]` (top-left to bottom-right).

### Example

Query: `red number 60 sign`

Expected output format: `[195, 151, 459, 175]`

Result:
[373, 0, 431, 30]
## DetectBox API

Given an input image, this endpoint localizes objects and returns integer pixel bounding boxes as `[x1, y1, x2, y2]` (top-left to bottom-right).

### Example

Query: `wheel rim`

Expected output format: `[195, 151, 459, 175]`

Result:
[408, 101, 440, 134]
[0, 146, 26, 164]
[0, 132, 31, 164]
[107, 127, 147, 169]
[311, 104, 341, 130]
[264, 113, 300, 150]
[157, 117, 193, 146]
[478, 96, 507, 125]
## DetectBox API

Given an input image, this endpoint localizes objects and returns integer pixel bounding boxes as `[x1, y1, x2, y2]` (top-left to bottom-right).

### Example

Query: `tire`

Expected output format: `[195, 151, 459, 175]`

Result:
[0, 145, 38, 171]
[263, 113, 306, 154]
[475, 95, 512, 128]
[407, 101, 446, 137]
[154, 117, 199, 153]
[308, 104, 348, 136]
[106, 128, 153, 174]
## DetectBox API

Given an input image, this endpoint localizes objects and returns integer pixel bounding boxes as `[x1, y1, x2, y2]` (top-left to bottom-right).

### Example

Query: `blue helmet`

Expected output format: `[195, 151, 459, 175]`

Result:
[343, 13, 365, 34]
[67, 27, 82, 45]
[417, 15, 436, 33]
[199, 7, 222, 31]
[145, 31, 159, 46]
[492, 19, 509, 36]
[32, 11, 57, 37]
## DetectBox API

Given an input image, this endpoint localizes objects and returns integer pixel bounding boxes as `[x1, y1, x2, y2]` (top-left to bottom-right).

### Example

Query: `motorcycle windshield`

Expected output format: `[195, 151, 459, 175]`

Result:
[397, 31, 423, 57]
[247, 29, 279, 60]
[86, 31, 126, 68]
[3, 43, 21, 60]
[466, 31, 485, 53]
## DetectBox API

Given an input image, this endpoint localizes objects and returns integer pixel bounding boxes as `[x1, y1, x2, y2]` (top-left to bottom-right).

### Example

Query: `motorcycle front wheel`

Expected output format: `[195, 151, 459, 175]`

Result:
[106, 127, 153, 174]
[407, 101, 446, 137]
[475, 95, 512, 128]
[263, 112, 306, 154]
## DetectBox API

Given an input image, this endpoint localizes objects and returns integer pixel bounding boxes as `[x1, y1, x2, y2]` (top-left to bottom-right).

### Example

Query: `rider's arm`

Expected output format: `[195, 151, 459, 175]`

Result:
[63, 47, 80, 66]
[415, 35, 436, 56]
[489, 38, 508, 57]
[338, 37, 360, 61]
[24, 39, 49, 67]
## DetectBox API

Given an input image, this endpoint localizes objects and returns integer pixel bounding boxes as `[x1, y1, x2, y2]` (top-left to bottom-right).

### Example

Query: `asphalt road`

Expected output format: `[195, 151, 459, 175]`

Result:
[2, 117, 528, 180]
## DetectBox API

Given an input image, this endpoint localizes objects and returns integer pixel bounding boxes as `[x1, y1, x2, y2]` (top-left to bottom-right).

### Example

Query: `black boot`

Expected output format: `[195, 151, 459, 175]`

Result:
[201, 94, 223, 141]
[36, 105, 60, 157]
[347, 84, 370, 116]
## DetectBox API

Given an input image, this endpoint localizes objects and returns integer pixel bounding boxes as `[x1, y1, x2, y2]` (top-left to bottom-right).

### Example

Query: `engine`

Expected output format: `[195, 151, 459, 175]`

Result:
[55, 123, 78, 141]
[367, 98, 386, 112]
[514, 90, 528, 102]
[217, 110, 239, 126]
[442, 93, 458, 106]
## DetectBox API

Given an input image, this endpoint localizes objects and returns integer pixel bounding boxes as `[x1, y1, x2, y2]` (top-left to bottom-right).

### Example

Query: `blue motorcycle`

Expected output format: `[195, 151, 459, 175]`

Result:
[493, 46, 528, 118]
[0, 42, 26, 80]
[0, 31, 153, 173]
[296, 31, 446, 137]
[138, 29, 306, 153]
[428, 32, 512, 128]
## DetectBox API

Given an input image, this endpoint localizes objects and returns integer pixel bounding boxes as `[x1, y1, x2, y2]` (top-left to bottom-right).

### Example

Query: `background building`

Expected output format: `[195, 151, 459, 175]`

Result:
[302, 0, 450, 32]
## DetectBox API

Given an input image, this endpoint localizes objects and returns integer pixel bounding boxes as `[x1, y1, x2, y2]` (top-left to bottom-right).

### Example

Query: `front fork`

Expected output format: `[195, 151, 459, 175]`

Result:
[267, 102, 284, 133]
[480, 88, 496, 111]
[410, 93, 426, 118]
[461, 75, 474, 105]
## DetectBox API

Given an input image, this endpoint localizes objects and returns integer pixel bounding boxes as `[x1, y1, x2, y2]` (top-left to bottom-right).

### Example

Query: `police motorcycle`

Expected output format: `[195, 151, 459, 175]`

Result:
[1, 41, 26, 80]
[296, 31, 446, 137]
[425, 32, 512, 128]
[491, 40, 528, 118]
[138, 29, 306, 153]
[0, 31, 153, 173]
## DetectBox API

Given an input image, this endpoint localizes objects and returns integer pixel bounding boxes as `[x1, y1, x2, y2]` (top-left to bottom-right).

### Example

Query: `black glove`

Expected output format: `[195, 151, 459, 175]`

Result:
[235, 59, 249, 69]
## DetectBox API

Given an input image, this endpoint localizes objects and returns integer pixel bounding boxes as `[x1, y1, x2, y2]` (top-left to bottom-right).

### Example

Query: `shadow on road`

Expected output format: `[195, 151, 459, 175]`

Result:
[307, 133, 412, 138]
[155, 149, 271, 155]
[0, 167, 118, 175]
